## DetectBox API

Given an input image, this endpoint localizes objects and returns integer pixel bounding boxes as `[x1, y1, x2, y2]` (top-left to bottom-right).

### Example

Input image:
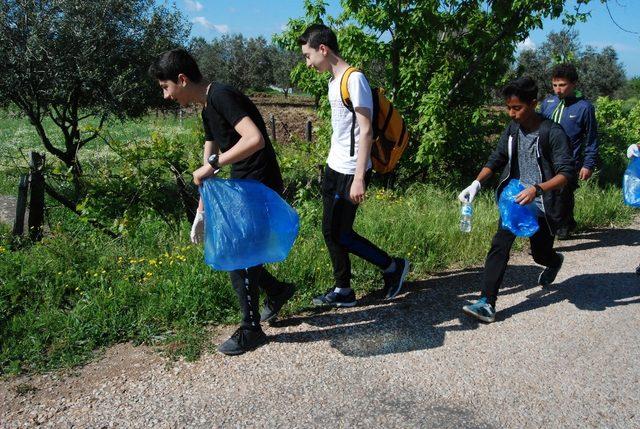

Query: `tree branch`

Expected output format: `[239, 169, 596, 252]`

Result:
[44, 182, 119, 238]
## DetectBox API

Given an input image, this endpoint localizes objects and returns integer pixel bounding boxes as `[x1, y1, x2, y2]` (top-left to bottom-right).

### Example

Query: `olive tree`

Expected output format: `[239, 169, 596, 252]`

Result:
[0, 0, 189, 204]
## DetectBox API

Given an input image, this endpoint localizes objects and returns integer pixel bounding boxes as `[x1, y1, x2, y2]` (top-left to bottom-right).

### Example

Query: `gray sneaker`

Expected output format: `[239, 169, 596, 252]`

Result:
[312, 287, 356, 307]
[538, 253, 564, 286]
[383, 258, 410, 299]
[462, 297, 496, 323]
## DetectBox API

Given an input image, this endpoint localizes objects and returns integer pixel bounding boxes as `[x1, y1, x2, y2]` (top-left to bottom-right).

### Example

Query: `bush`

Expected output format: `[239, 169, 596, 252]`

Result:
[595, 97, 640, 185]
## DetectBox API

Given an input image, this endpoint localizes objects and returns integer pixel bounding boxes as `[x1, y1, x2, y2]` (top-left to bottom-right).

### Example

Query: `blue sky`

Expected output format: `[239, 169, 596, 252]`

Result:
[177, 0, 640, 77]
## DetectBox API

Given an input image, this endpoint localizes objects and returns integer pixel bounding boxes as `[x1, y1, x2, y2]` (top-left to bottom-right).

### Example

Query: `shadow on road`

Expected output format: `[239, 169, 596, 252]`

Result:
[270, 265, 545, 357]
[501, 271, 640, 320]
[554, 228, 640, 253]
[272, 252, 639, 357]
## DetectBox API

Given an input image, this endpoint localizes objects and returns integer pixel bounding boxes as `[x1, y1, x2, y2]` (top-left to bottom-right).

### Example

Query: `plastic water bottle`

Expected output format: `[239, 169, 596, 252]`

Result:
[460, 200, 473, 233]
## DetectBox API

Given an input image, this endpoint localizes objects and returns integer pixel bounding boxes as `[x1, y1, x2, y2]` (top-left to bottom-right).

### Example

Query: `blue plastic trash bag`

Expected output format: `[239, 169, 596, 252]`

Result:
[623, 157, 640, 207]
[498, 179, 539, 237]
[200, 178, 299, 271]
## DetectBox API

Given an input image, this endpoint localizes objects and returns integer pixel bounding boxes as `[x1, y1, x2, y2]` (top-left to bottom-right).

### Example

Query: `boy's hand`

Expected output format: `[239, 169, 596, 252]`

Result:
[190, 211, 204, 244]
[192, 164, 217, 186]
[515, 187, 536, 205]
[579, 167, 592, 181]
[349, 178, 366, 204]
[458, 180, 481, 203]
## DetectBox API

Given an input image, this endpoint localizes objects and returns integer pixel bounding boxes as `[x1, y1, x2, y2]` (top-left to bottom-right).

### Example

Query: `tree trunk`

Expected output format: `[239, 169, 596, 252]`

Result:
[28, 152, 45, 241]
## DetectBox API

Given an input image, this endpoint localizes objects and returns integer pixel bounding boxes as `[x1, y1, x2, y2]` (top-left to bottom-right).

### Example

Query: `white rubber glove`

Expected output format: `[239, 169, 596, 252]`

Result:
[458, 180, 482, 203]
[626, 144, 640, 159]
[190, 211, 204, 244]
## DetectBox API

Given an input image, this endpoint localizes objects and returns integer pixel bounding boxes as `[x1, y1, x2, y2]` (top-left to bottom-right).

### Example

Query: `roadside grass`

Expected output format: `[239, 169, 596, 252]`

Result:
[0, 178, 634, 374]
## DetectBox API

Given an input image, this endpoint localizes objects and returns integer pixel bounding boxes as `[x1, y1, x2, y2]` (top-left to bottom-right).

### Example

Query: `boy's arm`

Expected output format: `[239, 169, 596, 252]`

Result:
[192, 116, 265, 185]
[196, 139, 220, 212]
[579, 103, 598, 179]
[484, 126, 511, 172]
[350, 106, 373, 204]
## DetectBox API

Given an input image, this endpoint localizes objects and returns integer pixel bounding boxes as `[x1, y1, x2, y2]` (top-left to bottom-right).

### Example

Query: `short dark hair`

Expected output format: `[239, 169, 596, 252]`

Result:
[148, 48, 203, 84]
[551, 63, 579, 83]
[298, 24, 339, 54]
[502, 77, 538, 104]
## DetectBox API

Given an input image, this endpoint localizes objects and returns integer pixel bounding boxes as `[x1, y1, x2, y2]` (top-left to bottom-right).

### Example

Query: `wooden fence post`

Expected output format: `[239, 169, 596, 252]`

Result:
[12, 174, 29, 237]
[306, 120, 312, 142]
[28, 152, 45, 241]
[270, 114, 276, 141]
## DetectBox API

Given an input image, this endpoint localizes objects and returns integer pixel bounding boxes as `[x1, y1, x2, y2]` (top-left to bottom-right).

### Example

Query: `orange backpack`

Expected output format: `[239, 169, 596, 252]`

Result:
[340, 67, 409, 174]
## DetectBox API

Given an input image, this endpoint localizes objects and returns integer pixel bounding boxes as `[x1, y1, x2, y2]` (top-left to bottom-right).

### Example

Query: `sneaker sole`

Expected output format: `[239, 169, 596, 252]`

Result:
[386, 260, 410, 300]
[311, 299, 357, 307]
[218, 337, 268, 356]
[462, 306, 495, 323]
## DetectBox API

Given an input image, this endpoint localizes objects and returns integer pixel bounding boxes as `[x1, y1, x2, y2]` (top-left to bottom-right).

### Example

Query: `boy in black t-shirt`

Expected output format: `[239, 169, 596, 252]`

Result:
[149, 48, 294, 355]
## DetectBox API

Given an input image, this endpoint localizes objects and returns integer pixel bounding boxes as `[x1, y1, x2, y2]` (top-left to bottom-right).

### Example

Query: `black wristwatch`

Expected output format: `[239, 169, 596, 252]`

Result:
[207, 154, 220, 170]
[534, 184, 544, 197]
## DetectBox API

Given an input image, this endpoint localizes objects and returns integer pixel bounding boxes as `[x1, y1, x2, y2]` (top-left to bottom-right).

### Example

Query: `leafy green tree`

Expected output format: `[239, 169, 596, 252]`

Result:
[515, 29, 626, 100]
[275, 0, 599, 183]
[271, 47, 302, 96]
[579, 46, 626, 99]
[192, 34, 275, 91]
[0, 0, 189, 204]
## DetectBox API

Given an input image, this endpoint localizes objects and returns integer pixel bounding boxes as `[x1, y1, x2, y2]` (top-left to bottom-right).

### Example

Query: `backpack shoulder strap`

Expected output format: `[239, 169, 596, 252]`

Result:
[340, 67, 359, 111]
[340, 67, 360, 157]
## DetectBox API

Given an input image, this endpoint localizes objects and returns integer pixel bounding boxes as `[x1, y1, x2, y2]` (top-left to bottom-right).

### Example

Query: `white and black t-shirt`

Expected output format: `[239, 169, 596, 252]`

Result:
[327, 70, 374, 175]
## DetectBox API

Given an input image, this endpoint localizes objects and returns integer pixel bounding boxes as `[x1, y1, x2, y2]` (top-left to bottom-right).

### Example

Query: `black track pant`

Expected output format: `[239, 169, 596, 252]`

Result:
[321, 166, 392, 289]
[481, 218, 562, 307]
[229, 266, 284, 330]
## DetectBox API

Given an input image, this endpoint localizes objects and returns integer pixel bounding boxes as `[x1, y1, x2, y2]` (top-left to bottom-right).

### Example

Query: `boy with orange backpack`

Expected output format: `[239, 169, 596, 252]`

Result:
[298, 24, 410, 307]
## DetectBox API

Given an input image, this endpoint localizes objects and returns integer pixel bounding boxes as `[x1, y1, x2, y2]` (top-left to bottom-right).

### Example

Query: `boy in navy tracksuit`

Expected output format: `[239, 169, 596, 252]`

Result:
[540, 63, 599, 239]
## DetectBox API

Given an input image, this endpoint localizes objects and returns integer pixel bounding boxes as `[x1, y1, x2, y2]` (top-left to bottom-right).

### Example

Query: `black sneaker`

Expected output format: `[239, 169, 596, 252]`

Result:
[556, 227, 570, 240]
[538, 253, 564, 286]
[260, 282, 296, 323]
[312, 287, 356, 307]
[635, 264, 640, 276]
[382, 258, 410, 299]
[217, 327, 267, 356]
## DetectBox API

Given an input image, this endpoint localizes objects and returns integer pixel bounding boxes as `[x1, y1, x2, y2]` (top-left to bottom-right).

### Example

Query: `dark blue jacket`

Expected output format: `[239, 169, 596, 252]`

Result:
[540, 94, 599, 171]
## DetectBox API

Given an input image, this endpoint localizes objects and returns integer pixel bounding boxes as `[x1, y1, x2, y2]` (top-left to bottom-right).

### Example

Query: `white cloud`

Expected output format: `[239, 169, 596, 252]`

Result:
[214, 24, 229, 34]
[516, 37, 536, 51]
[587, 41, 640, 53]
[184, 0, 203, 12]
[192, 17, 229, 34]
